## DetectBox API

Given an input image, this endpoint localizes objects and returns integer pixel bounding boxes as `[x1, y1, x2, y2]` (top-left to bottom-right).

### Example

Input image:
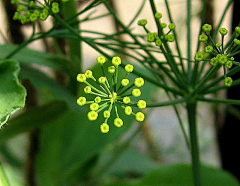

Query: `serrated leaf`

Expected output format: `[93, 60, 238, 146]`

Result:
[0, 60, 26, 128]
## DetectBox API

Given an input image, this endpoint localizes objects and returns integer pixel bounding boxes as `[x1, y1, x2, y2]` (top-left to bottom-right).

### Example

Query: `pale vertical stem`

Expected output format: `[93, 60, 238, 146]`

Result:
[187, 0, 192, 82]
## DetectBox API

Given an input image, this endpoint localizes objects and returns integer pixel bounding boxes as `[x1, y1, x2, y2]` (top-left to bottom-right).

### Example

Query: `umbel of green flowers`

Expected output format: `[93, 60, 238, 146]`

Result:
[195, 24, 240, 87]
[76, 56, 146, 133]
[11, 0, 69, 24]
[137, 12, 176, 46]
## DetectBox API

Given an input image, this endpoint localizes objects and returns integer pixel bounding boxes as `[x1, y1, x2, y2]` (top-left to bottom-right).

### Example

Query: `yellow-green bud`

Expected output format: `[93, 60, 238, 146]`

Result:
[77, 74, 86, 82]
[135, 112, 145, 122]
[132, 88, 141, 97]
[88, 111, 98, 121]
[137, 100, 147, 109]
[100, 123, 109, 133]
[121, 79, 130, 86]
[123, 96, 131, 104]
[125, 64, 134, 73]
[97, 56, 106, 65]
[90, 103, 99, 111]
[77, 97, 86, 106]
[124, 106, 132, 115]
[114, 118, 123, 127]
[112, 56, 121, 67]
[84, 86, 91, 94]
[134, 77, 144, 87]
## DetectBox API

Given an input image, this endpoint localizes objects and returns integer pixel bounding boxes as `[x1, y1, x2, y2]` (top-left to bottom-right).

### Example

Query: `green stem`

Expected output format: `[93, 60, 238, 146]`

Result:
[186, 101, 202, 186]
[146, 97, 189, 107]
[0, 162, 10, 186]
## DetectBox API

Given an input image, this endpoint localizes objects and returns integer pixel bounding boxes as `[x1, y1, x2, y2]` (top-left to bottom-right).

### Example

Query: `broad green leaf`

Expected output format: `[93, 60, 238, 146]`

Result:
[135, 164, 239, 186]
[0, 100, 68, 143]
[101, 164, 239, 186]
[0, 44, 77, 77]
[0, 60, 26, 127]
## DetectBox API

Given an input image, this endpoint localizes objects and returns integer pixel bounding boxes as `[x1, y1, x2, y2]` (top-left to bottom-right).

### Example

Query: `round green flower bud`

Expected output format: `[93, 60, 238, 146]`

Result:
[137, 19, 147, 26]
[30, 14, 38, 22]
[132, 88, 141, 97]
[77, 73, 86, 82]
[155, 39, 162, 46]
[165, 34, 175, 42]
[112, 56, 121, 67]
[114, 118, 123, 127]
[125, 64, 134, 73]
[134, 77, 144, 87]
[230, 57, 234, 61]
[90, 103, 99, 111]
[100, 123, 109, 133]
[52, 2, 59, 7]
[25, 11, 31, 18]
[168, 23, 176, 30]
[234, 39, 240, 45]
[97, 56, 106, 65]
[218, 54, 228, 65]
[95, 96, 101, 103]
[195, 52, 204, 62]
[219, 28, 228, 35]
[210, 57, 218, 67]
[103, 110, 111, 118]
[52, 6, 59, 14]
[108, 66, 115, 74]
[88, 111, 98, 121]
[204, 46, 213, 53]
[161, 23, 167, 28]
[33, 10, 40, 17]
[29, 1, 35, 8]
[20, 16, 28, 24]
[123, 96, 131, 104]
[147, 32, 155, 42]
[98, 76, 106, 84]
[85, 70, 93, 78]
[137, 100, 147, 109]
[216, 43, 222, 48]
[125, 106, 132, 115]
[121, 79, 130, 86]
[13, 12, 20, 20]
[135, 112, 145, 122]
[84, 86, 91, 94]
[155, 12, 162, 19]
[224, 77, 232, 87]
[40, 13, 48, 21]
[77, 97, 86, 106]
[17, 5, 24, 12]
[11, 0, 19, 4]
[235, 27, 240, 36]
[202, 24, 212, 33]
[225, 61, 233, 69]
[198, 35, 208, 42]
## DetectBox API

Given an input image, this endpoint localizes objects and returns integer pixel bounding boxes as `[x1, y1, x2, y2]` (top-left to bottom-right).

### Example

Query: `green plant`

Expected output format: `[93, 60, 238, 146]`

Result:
[0, 0, 240, 186]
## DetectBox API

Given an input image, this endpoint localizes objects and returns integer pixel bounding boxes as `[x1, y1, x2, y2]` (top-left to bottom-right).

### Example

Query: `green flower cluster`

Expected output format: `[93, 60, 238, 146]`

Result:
[76, 56, 147, 133]
[138, 12, 176, 46]
[11, 0, 69, 24]
[195, 24, 240, 87]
